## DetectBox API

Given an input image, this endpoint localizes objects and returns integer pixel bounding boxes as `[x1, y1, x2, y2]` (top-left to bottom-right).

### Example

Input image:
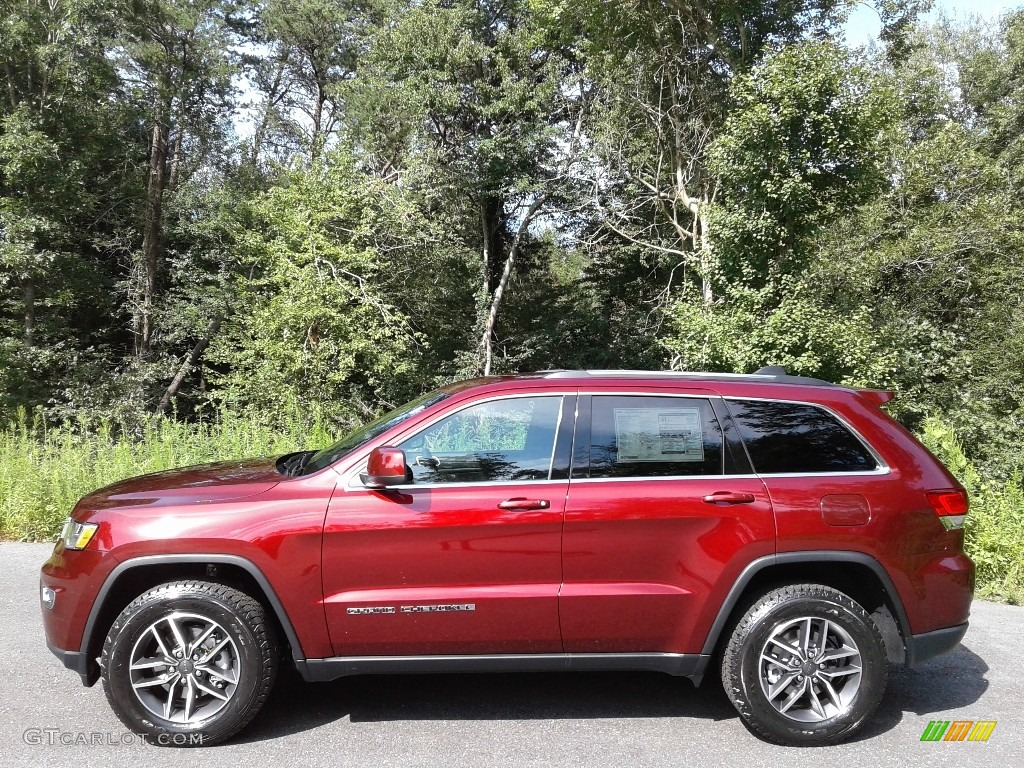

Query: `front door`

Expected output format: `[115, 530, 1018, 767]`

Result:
[322, 394, 570, 656]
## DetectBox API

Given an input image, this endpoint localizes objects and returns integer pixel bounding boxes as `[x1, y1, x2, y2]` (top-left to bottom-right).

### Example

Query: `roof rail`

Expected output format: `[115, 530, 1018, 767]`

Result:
[538, 368, 836, 387]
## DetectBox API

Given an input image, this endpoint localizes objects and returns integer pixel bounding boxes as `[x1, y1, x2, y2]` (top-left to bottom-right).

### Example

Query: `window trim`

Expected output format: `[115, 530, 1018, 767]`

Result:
[722, 396, 890, 477]
[344, 392, 573, 490]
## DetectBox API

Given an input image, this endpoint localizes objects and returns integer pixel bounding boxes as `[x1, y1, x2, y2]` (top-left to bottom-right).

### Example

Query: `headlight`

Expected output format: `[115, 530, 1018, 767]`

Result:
[60, 518, 99, 550]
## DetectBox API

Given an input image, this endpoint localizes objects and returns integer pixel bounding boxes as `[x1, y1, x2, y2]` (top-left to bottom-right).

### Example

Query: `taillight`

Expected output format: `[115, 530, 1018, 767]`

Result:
[926, 490, 969, 530]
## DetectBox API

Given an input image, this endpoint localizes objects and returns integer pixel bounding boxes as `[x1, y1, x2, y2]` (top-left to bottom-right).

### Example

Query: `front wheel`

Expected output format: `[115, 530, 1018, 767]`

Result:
[721, 584, 887, 746]
[101, 580, 279, 746]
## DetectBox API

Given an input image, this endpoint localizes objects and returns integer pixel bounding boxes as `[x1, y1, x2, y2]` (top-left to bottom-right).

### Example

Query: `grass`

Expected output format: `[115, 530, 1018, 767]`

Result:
[3, 410, 1021, 604]
[0, 410, 336, 541]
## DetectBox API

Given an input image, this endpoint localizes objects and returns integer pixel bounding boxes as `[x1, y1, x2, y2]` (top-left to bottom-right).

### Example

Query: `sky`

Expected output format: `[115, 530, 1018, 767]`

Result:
[844, 0, 1023, 46]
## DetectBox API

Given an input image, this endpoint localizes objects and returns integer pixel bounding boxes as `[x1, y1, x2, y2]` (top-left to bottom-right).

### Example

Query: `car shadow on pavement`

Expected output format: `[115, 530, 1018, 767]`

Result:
[235, 667, 738, 744]
[232, 642, 989, 746]
[840, 641, 990, 744]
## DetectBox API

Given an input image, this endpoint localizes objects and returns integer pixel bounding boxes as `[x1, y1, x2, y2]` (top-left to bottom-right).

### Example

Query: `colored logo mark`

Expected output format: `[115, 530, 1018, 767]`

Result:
[920, 720, 997, 742]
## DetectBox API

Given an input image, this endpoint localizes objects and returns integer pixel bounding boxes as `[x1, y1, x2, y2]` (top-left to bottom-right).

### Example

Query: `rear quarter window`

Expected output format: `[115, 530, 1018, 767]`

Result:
[727, 399, 878, 474]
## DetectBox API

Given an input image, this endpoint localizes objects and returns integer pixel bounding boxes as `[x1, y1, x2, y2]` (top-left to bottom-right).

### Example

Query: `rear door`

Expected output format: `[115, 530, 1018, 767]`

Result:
[559, 391, 774, 654]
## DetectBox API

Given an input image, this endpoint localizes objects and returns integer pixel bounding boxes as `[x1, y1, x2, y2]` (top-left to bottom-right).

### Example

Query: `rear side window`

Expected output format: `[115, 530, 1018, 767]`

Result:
[727, 399, 877, 474]
[587, 396, 724, 478]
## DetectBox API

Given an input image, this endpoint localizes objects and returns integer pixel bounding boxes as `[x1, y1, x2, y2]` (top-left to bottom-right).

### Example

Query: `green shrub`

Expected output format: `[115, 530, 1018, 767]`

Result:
[920, 417, 1024, 604]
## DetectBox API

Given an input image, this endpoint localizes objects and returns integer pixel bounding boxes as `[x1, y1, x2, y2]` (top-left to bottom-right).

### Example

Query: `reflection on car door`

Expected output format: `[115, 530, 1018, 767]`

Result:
[560, 392, 774, 654]
[321, 394, 572, 656]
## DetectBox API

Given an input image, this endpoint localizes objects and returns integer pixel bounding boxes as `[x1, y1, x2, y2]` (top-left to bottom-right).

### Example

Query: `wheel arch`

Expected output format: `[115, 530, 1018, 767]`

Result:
[81, 554, 305, 685]
[701, 551, 911, 664]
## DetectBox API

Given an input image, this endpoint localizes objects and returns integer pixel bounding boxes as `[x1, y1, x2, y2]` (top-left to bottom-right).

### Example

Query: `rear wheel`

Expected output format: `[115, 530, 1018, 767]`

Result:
[101, 580, 279, 746]
[720, 584, 887, 746]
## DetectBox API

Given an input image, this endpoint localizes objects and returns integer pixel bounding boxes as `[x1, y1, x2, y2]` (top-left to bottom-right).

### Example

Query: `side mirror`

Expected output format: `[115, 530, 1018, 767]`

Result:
[360, 447, 408, 489]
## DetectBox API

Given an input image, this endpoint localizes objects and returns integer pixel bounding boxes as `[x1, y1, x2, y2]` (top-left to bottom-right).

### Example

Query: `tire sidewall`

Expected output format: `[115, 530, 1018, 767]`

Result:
[733, 591, 887, 745]
[104, 588, 265, 746]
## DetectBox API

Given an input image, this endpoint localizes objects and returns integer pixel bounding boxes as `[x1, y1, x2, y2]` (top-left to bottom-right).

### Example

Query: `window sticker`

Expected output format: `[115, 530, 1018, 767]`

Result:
[613, 408, 704, 462]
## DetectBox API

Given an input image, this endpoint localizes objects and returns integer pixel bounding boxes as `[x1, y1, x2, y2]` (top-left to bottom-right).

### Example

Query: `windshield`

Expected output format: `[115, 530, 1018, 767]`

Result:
[301, 390, 451, 475]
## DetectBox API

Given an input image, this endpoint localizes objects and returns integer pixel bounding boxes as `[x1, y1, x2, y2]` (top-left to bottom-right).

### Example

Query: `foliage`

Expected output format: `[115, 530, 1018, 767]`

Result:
[206, 152, 426, 423]
[919, 418, 1024, 604]
[0, 408, 335, 541]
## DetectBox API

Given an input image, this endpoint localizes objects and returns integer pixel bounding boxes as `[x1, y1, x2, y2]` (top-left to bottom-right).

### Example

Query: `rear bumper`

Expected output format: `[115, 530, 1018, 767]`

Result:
[906, 622, 968, 667]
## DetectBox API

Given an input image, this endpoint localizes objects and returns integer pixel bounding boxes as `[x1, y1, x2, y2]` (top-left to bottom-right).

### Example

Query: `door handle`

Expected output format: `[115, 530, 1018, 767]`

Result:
[498, 498, 551, 510]
[702, 491, 757, 505]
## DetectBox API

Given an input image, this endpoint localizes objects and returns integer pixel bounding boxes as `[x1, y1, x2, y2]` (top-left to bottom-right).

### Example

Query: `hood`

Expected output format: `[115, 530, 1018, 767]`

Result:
[78, 457, 284, 512]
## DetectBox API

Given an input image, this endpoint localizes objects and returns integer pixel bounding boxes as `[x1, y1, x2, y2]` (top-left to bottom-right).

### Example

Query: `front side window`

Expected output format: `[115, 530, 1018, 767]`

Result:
[586, 396, 724, 478]
[727, 399, 878, 474]
[399, 396, 563, 484]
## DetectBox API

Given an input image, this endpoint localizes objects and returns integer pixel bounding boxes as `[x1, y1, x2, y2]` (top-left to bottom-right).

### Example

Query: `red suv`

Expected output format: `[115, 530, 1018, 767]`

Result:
[40, 369, 974, 746]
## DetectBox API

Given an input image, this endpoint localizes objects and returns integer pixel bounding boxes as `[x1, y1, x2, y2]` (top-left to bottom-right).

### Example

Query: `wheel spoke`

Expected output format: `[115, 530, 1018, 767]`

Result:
[194, 679, 229, 701]
[163, 676, 178, 719]
[150, 625, 172, 658]
[165, 616, 187, 654]
[130, 657, 169, 671]
[819, 676, 843, 711]
[807, 684, 827, 719]
[183, 677, 197, 722]
[198, 635, 231, 663]
[820, 665, 861, 680]
[198, 665, 237, 686]
[819, 645, 859, 663]
[765, 670, 801, 701]
[798, 618, 813, 657]
[132, 672, 177, 690]
[188, 624, 217, 657]
[818, 621, 830, 659]
[760, 652, 794, 672]
[766, 636, 798, 659]
[777, 677, 809, 714]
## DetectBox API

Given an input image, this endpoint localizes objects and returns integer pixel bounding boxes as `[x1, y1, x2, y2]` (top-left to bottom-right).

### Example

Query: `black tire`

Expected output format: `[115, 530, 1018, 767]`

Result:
[101, 580, 279, 747]
[720, 584, 887, 746]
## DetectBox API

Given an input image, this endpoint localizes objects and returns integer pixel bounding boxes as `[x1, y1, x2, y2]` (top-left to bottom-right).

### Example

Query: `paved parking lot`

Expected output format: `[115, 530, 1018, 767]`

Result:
[2, 542, 1020, 767]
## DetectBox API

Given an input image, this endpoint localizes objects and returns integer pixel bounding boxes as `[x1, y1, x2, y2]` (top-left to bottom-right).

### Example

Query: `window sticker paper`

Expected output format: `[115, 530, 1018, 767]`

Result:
[613, 408, 704, 462]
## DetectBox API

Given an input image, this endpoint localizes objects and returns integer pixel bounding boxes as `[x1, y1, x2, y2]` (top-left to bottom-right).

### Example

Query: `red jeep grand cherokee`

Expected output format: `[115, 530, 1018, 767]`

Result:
[40, 369, 974, 747]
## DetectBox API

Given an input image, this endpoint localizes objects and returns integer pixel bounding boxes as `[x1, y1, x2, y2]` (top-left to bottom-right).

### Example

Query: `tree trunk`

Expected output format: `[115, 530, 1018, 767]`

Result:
[698, 200, 713, 307]
[23, 277, 34, 348]
[156, 316, 223, 414]
[480, 196, 545, 375]
[137, 107, 169, 357]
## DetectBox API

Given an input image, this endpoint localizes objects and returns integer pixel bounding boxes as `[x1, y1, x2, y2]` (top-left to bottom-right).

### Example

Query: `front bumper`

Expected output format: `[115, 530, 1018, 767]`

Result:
[45, 641, 99, 686]
[40, 542, 110, 686]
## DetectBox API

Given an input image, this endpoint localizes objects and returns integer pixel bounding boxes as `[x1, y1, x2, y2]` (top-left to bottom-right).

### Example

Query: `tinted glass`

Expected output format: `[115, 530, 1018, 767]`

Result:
[728, 399, 877, 474]
[587, 396, 724, 478]
[399, 396, 562, 484]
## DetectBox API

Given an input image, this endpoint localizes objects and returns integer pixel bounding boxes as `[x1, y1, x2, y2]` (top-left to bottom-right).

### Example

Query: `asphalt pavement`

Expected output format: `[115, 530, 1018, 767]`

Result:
[1, 542, 1020, 768]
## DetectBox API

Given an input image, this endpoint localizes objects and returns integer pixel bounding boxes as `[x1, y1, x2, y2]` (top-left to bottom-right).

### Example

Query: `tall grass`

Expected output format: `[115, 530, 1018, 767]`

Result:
[0, 410, 336, 541]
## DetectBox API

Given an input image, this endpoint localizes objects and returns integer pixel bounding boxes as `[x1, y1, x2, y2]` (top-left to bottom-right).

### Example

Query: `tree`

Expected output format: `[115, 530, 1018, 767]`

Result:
[114, 0, 240, 357]
[345, 0, 590, 374]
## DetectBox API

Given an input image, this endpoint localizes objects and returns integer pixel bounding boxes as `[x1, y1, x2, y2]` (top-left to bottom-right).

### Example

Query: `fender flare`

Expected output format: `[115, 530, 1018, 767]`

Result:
[699, 550, 912, 658]
[81, 553, 306, 667]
